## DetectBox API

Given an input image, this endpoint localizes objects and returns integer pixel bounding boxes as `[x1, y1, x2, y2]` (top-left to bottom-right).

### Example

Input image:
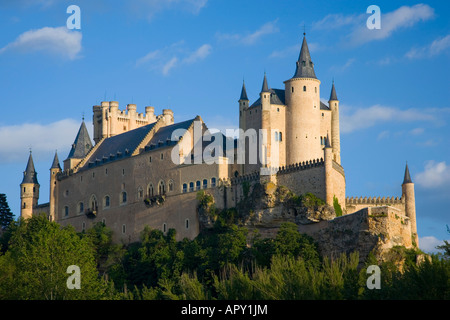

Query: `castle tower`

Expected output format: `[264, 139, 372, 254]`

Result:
[329, 81, 341, 164]
[20, 151, 40, 220]
[284, 35, 322, 165]
[63, 120, 93, 171]
[238, 80, 249, 132]
[402, 163, 418, 247]
[49, 151, 61, 222]
[324, 134, 333, 206]
[260, 73, 273, 169]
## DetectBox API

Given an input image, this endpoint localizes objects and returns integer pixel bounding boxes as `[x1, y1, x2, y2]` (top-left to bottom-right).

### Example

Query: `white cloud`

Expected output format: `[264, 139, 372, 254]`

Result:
[330, 58, 356, 73]
[410, 127, 424, 135]
[136, 42, 211, 75]
[340, 105, 438, 133]
[405, 34, 450, 59]
[415, 161, 450, 189]
[419, 236, 446, 254]
[0, 119, 89, 164]
[216, 19, 279, 46]
[349, 4, 435, 45]
[312, 13, 361, 30]
[0, 26, 82, 60]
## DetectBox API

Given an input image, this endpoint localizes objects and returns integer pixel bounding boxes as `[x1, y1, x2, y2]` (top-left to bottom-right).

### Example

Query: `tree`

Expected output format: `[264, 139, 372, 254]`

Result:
[0, 214, 107, 299]
[0, 193, 13, 230]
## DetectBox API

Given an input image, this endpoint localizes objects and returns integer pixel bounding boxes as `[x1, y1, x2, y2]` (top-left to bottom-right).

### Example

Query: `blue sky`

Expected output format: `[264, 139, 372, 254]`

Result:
[0, 0, 449, 253]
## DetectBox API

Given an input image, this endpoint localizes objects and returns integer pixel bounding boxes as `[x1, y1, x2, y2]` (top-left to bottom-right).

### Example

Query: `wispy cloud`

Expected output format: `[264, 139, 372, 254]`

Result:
[313, 4, 435, 46]
[405, 34, 450, 59]
[419, 236, 446, 254]
[216, 19, 279, 46]
[0, 26, 82, 60]
[136, 42, 212, 75]
[349, 4, 435, 45]
[415, 160, 450, 189]
[340, 105, 446, 134]
[0, 119, 88, 164]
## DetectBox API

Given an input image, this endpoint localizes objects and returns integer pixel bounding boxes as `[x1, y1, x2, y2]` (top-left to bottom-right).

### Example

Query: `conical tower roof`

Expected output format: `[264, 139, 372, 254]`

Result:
[67, 121, 93, 159]
[239, 80, 249, 101]
[22, 152, 39, 184]
[261, 72, 270, 93]
[292, 35, 317, 79]
[329, 81, 338, 101]
[403, 162, 413, 184]
[50, 151, 61, 170]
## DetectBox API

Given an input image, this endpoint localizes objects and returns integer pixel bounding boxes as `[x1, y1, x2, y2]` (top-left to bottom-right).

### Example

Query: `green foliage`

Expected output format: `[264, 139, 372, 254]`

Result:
[0, 193, 14, 230]
[333, 196, 343, 217]
[295, 192, 325, 208]
[0, 214, 106, 299]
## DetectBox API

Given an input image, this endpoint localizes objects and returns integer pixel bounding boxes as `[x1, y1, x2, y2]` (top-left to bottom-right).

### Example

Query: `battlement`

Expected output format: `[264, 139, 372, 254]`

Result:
[276, 158, 325, 175]
[346, 196, 404, 205]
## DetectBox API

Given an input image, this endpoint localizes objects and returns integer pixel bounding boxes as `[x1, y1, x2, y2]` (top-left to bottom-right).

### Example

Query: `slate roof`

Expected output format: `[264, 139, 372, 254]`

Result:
[67, 121, 93, 159]
[292, 36, 317, 79]
[22, 153, 39, 184]
[80, 118, 197, 170]
[320, 101, 330, 110]
[330, 82, 338, 101]
[261, 73, 270, 93]
[403, 163, 413, 184]
[250, 88, 286, 108]
[239, 81, 249, 101]
[51, 151, 61, 170]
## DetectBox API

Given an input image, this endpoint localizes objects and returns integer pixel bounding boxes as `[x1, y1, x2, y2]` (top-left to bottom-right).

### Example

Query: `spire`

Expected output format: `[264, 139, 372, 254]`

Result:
[22, 151, 38, 184]
[292, 35, 317, 79]
[67, 120, 93, 159]
[329, 80, 338, 101]
[239, 80, 249, 101]
[50, 151, 61, 170]
[261, 72, 270, 93]
[403, 162, 413, 184]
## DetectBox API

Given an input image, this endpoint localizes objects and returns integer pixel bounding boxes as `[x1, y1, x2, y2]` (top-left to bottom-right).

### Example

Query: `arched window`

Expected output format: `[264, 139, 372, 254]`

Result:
[203, 179, 208, 189]
[64, 206, 69, 217]
[148, 183, 154, 197]
[189, 182, 194, 192]
[90, 195, 98, 212]
[303, 86, 306, 91]
[158, 180, 165, 195]
[168, 180, 174, 192]
[183, 183, 187, 193]
[211, 177, 216, 187]
[137, 186, 144, 199]
[279, 132, 282, 142]
[196, 181, 201, 191]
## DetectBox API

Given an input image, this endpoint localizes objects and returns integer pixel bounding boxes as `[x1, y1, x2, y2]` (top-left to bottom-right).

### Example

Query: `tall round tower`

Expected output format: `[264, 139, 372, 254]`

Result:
[329, 81, 341, 164]
[238, 80, 249, 132]
[284, 35, 322, 165]
[20, 151, 40, 220]
[402, 163, 418, 247]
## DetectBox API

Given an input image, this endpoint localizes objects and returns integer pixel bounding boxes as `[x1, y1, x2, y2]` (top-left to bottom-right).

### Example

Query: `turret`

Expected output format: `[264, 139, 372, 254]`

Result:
[49, 151, 61, 221]
[260, 72, 271, 111]
[329, 80, 341, 164]
[20, 151, 40, 219]
[402, 162, 418, 247]
[238, 80, 249, 131]
[284, 34, 322, 165]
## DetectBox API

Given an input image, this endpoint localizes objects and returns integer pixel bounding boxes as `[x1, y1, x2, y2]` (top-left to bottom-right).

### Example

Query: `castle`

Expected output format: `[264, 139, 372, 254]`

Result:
[20, 35, 419, 256]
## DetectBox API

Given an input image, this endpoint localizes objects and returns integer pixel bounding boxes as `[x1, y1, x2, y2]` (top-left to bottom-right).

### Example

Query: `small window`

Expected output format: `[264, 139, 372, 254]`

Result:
[279, 132, 282, 142]
[211, 177, 216, 188]
[102, 218, 106, 225]
[203, 179, 208, 189]
[185, 219, 189, 229]
[196, 181, 201, 191]
[291, 87, 294, 93]
[160, 153, 164, 160]
[163, 223, 167, 233]
[189, 182, 194, 192]
[23, 202, 26, 209]
[105, 168, 108, 175]
[33, 187, 36, 192]
[121, 191, 127, 204]
[122, 169, 125, 175]
[79, 202, 84, 214]
[23, 187, 26, 193]
[168, 180, 174, 192]
[315, 87, 317, 93]
[149, 156, 152, 163]
[148, 184, 154, 197]
[104, 195, 110, 208]
[122, 224, 126, 234]
[183, 183, 187, 193]
[158, 181, 165, 195]
[138, 187, 144, 199]
[64, 206, 69, 217]
[303, 86, 306, 92]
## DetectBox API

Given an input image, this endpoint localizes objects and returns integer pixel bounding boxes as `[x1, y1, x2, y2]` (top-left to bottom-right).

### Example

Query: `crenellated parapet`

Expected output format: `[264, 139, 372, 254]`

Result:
[346, 196, 404, 205]
[276, 158, 325, 175]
